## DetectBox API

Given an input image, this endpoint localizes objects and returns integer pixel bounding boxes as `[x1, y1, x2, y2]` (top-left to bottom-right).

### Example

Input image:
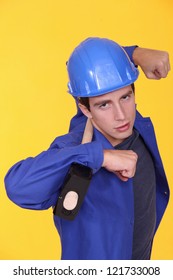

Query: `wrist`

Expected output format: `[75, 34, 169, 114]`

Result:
[102, 150, 110, 168]
[132, 46, 143, 66]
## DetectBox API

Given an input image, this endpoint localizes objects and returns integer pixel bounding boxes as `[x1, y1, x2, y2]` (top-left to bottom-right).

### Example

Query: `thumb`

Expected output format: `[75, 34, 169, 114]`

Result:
[114, 171, 129, 182]
[145, 71, 161, 80]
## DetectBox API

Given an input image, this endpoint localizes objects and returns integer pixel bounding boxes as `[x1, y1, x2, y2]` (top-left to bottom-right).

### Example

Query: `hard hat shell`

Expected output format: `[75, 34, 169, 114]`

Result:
[67, 37, 139, 97]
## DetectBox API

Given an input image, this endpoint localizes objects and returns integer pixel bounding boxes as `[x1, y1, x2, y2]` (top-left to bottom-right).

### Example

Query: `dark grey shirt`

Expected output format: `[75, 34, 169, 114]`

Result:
[115, 129, 156, 260]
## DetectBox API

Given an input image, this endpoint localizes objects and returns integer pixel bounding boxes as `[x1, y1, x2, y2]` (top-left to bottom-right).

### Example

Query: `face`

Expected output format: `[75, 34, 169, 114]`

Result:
[79, 85, 136, 146]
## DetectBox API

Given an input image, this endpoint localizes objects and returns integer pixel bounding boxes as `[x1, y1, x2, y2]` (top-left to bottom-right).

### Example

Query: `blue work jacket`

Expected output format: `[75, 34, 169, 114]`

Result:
[5, 111, 169, 259]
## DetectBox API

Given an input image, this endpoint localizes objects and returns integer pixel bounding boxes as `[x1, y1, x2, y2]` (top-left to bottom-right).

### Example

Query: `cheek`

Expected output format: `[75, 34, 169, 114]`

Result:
[92, 111, 113, 124]
[129, 105, 136, 122]
[127, 102, 136, 115]
[90, 109, 102, 121]
[90, 111, 111, 130]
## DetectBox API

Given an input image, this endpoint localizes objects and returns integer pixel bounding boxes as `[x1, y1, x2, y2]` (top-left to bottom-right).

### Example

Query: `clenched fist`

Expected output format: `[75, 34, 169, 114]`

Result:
[132, 47, 170, 79]
[102, 149, 138, 181]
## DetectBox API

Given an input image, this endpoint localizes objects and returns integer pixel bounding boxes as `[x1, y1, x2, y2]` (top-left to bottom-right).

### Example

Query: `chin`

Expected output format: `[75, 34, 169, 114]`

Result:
[116, 130, 133, 142]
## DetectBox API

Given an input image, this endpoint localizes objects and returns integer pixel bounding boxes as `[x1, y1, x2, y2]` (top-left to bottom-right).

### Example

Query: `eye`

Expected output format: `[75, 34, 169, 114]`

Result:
[121, 94, 131, 101]
[100, 102, 107, 107]
[122, 95, 129, 100]
[99, 102, 110, 109]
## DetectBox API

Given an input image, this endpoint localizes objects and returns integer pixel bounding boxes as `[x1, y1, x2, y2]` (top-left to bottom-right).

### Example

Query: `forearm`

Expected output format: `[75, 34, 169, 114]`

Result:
[132, 47, 170, 79]
[5, 140, 103, 210]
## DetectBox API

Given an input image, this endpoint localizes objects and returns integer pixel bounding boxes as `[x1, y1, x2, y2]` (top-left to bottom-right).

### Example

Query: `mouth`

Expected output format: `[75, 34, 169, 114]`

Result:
[115, 123, 130, 132]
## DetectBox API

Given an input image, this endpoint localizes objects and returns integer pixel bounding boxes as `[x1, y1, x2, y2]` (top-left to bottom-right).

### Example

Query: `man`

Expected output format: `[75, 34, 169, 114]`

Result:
[5, 38, 170, 259]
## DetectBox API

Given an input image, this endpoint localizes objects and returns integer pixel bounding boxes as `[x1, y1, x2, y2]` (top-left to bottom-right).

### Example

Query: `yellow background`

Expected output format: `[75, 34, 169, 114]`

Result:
[0, 0, 173, 260]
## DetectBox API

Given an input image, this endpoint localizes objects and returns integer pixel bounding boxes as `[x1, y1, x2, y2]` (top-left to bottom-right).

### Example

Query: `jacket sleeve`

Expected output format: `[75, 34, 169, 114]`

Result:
[123, 46, 138, 64]
[4, 132, 103, 210]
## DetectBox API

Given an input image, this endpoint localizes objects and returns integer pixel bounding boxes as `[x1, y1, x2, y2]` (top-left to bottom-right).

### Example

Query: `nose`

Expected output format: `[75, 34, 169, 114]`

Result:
[114, 103, 125, 121]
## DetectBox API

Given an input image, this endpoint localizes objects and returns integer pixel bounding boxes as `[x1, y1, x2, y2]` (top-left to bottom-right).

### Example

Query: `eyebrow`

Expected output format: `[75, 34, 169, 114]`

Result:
[93, 90, 133, 107]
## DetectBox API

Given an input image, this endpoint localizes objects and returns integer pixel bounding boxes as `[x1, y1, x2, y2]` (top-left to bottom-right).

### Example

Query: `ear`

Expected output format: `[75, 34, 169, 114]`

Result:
[78, 103, 92, 119]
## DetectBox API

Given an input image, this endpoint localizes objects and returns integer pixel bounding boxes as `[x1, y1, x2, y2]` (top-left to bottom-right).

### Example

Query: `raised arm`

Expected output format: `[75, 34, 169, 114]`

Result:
[132, 47, 170, 79]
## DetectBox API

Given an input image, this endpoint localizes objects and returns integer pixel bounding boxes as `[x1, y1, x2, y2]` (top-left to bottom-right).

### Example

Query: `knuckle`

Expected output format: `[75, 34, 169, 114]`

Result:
[164, 51, 169, 60]
[158, 60, 165, 66]
[131, 151, 138, 159]
[145, 72, 152, 79]
[135, 153, 138, 160]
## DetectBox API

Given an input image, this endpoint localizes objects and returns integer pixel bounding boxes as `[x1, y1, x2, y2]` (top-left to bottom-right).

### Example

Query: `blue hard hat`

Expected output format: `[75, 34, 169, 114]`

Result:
[67, 37, 139, 97]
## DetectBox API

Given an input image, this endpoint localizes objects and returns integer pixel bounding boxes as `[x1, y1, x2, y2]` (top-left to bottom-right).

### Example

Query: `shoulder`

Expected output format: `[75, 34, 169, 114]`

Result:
[135, 110, 152, 123]
[136, 110, 144, 120]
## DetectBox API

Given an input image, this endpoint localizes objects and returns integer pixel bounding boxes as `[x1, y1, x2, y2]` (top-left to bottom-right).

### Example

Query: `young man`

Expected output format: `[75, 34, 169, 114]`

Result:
[5, 38, 170, 259]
